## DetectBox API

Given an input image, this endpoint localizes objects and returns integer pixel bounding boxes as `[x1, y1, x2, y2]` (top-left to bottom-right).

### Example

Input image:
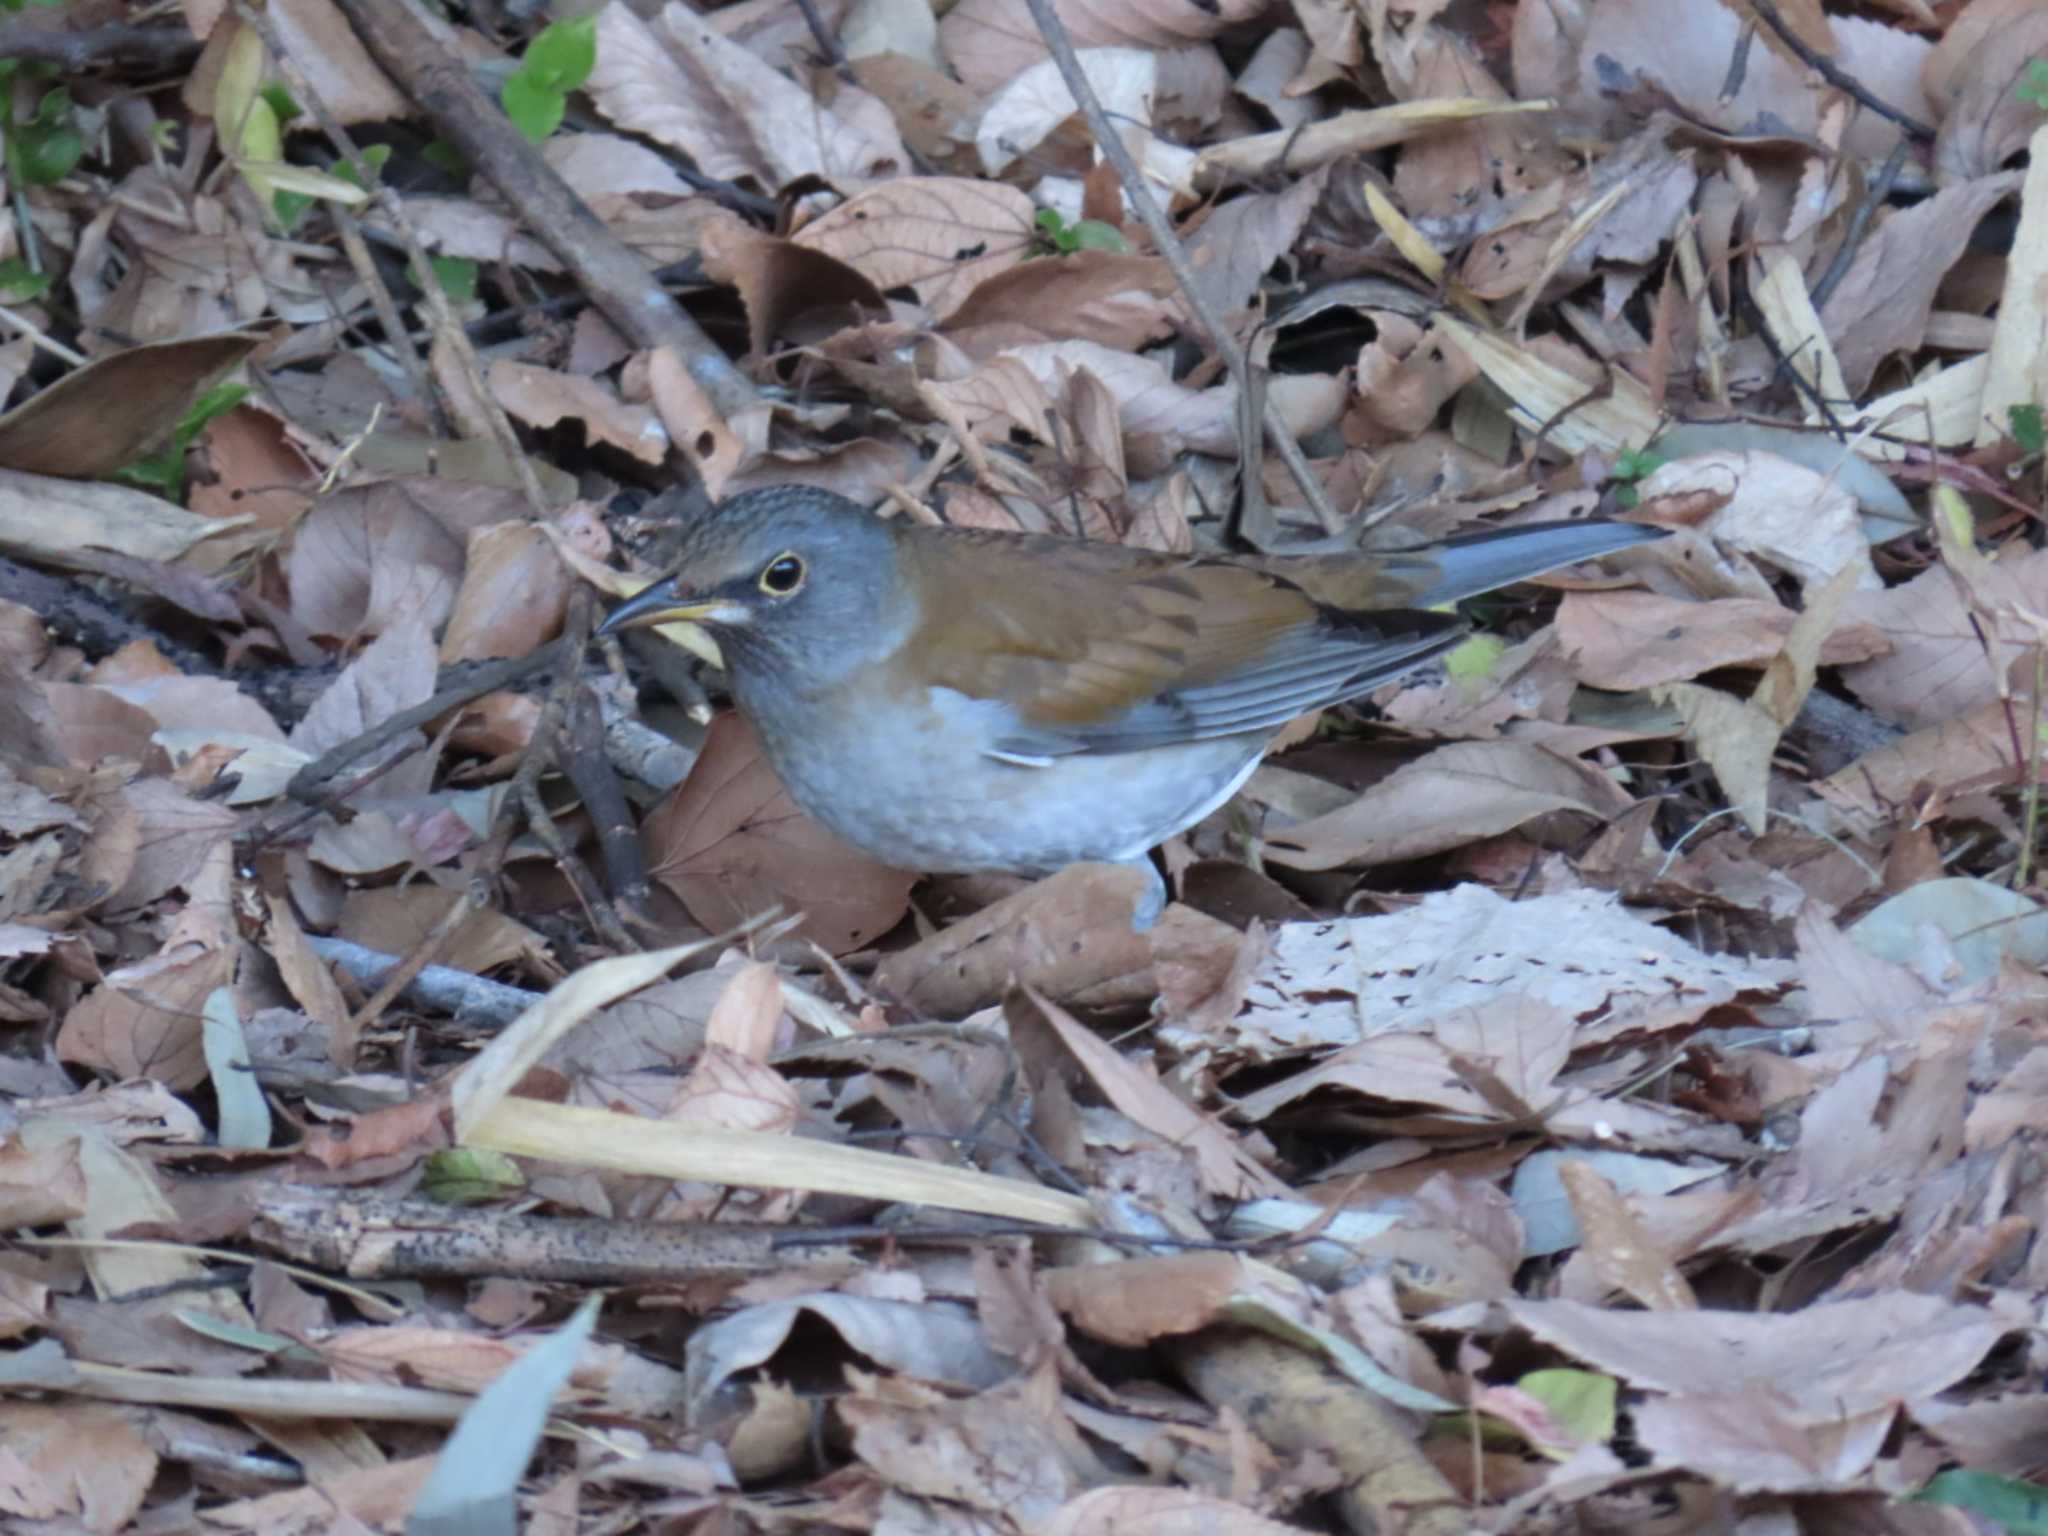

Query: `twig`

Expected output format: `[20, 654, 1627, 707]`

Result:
[285, 641, 565, 803]
[306, 936, 540, 1030]
[510, 595, 640, 953]
[1019, 0, 1345, 536]
[0, 307, 85, 366]
[1810, 138, 1912, 312]
[560, 680, 652, 912]
[343, 881, 482, 1041]
[253, 1191, 806, 1281]
[791, 0, 855, 81]
[2018, 644, 2044, 890]
[1746, 0, 1935, 141]
[0, 21, 197, 74]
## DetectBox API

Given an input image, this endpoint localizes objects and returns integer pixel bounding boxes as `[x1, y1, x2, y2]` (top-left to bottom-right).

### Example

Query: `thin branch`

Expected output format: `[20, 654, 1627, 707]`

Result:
[1018, 0, 1345, 536]
[1810, 137, 1912, 312]
[1746, 0, 1936, 141]
[0, 21, 197, 74]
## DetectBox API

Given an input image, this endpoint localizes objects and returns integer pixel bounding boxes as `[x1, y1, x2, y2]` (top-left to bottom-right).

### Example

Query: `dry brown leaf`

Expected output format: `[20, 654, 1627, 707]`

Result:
[1265, 738, 1630, 871]
[1559, 591, 1887, 691]
[338, 885, 558, 980]
[938, 250, 1176, 358]
[1818, 172, 2020, 394]
[793, 177, 1039, 318]
[936, 0, 1264, 95]
[286, 479, 525, 642]
[438, 521, 570, 665]
[587, 1, 905, 188]
[698, 220, 892, 358]
[0, 333, 260, 480]
[643, 712, 915, 956]
[487, 362, 666, 465]
[1927, 0, 2048, 181]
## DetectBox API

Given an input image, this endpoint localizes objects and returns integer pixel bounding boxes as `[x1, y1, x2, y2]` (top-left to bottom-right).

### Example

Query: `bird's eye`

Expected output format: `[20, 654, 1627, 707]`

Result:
[758, 552, 806, 596]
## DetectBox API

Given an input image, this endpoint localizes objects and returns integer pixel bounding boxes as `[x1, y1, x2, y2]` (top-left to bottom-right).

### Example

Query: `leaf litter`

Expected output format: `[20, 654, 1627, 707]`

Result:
[0, 0, 2045, 1530]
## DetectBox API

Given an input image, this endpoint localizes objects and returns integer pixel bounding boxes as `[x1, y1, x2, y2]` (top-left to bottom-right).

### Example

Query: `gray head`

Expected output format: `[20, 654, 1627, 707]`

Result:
[595, 486, 903, 688]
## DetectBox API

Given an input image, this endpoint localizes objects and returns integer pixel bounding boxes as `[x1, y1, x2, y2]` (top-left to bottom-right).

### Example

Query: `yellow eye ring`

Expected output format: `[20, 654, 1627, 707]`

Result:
[758, 552, 806, 596]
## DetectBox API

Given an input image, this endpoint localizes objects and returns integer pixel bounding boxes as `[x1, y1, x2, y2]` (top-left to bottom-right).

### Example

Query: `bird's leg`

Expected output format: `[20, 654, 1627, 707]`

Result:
[1118, 856, 1168, 932]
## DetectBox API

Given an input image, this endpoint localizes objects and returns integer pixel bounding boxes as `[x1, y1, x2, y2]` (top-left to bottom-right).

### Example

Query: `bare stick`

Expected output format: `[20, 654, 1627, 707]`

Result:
[1747, 0, 1935, 141]
[1019, 0, 1344, 536]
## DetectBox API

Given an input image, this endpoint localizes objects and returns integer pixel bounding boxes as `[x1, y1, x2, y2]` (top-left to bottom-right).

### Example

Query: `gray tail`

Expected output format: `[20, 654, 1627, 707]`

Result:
[1408, 520, 1667, 609]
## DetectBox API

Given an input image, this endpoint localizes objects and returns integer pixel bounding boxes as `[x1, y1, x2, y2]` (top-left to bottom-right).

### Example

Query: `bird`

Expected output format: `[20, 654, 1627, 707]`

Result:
[597, 486, 1665, 928]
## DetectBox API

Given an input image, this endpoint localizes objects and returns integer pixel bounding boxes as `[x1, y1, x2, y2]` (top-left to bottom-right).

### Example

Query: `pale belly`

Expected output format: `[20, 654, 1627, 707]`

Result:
[743, 683, 1264, 875]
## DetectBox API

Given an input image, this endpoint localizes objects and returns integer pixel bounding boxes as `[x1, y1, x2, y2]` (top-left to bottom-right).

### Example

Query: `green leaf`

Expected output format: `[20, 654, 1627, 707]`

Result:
[332, 142, 392, 191]
[1067, 218, 1127, 252]
[2010, 403, 2046, 456]
[422, 1147, 526, 1205]
[1517, 1370, 1616, 1449]
[2019, 58, 2048, 111]
[411, 255, 479, 303]
[236, 92, 283, 164]
[259, 82, 303, 126]
[523, 14, 597, 91]
[116, 382, 252, 499]
[1911, 1469, 2048, 1533]
[501, 68, 565, 144]
[1445, 632, 1507, 683]
[271, 188, 314, 229]
[422, 137, 468, 179]
[10, 88, 83, 185]
[0, 258, 49, 302]
[1612, 447, 1666, 482]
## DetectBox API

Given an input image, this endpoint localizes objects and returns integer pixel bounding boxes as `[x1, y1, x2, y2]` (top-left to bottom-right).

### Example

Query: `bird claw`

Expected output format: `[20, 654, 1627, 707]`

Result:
[1121, 858, 1167, 933]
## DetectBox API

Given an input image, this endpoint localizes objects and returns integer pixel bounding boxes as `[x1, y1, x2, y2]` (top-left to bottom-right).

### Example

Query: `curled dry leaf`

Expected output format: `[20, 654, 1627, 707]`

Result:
[699, 216, 892, 358]
[487, 361, 666, 466]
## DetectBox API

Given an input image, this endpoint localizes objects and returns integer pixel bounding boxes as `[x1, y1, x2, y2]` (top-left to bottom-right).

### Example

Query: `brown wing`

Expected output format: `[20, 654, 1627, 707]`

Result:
[894, 527, 1465, 758]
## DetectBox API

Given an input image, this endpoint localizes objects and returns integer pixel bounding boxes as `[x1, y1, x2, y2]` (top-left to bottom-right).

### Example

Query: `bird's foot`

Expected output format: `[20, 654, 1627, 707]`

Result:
[1118, 857, 1167, 932]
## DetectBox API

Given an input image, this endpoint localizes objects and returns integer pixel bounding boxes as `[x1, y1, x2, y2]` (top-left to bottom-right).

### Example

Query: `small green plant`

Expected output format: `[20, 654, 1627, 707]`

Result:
[2020, 58, 2048, 111]
[422, 137, 468, 180]
[0, 0, 64, 15]
[117, 381, 252, 499]
[6, 87, 83, 187]
[274, 142, 389, 230]
[501, 15, 597, 144]
[1910, 1469, 2048, 1534]
[410, 254, 480, 304]
[1609, 445, 1666, 508]
[1033, 207, 1128, 255]
[0, 258, 49, 302]
[2010, 402, 2045, 457]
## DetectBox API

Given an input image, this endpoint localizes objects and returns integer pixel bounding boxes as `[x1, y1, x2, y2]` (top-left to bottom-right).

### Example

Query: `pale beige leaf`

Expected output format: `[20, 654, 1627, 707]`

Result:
[793, 177, 1038, 317]
[1265, 739, 1629, 871]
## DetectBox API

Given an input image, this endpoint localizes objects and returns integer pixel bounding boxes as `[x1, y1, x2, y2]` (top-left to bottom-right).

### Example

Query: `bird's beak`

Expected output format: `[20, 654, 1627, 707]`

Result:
[595, 576, 749, 636]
